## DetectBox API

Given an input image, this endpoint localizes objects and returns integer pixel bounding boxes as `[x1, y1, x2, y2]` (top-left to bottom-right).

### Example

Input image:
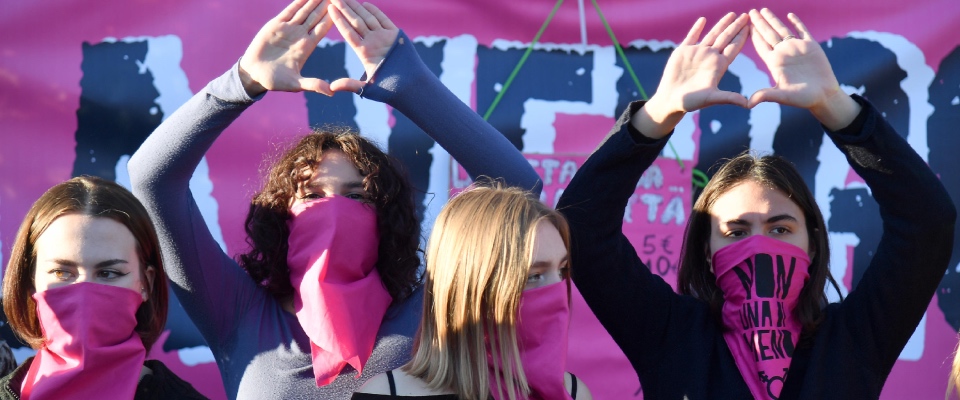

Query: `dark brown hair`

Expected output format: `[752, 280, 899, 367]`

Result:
[3, 176, 169, 351]
[676, 151, 842, 335]
[239, 128, 421, 302]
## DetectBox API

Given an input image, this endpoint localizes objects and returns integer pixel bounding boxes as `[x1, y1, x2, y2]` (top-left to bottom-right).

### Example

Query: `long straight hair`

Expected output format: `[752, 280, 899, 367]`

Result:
[676, 151, 842, 335]
[404, 183, 570, 400]
[948, 338, 960, 400]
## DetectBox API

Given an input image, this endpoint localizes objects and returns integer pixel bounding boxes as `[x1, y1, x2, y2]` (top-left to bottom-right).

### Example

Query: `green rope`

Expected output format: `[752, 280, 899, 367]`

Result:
[590, 0, 646, 100]
[692, 169, 710, 189]
[592, 0, 708, 188]
[482, 0, 565, 121]
[483, 0, 709, 188]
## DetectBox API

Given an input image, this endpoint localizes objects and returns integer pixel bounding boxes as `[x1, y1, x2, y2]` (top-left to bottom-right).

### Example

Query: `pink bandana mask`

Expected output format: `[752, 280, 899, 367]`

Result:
[489, 281, 572, 400]
[22, 282, 146, 400]
[713, 235, 810, 400]
[287, 196, 392, 386]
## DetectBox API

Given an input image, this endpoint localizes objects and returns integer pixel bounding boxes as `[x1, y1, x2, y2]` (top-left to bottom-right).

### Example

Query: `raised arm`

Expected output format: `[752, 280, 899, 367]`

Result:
[129, 0, 336, 343]
[748, 8, 956, 369]
[328, 0, 542, 194]
[556, 13, 749, 375]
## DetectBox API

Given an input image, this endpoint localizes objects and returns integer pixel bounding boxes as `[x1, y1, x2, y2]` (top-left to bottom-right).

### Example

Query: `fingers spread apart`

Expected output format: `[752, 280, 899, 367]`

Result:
[330, 0, 387, 36]
[277, 0, 309, 23]
[290, 0, 325, 25]
[700, 12, 737, 47]
[749, 8, 810, 48]
[680, 13, 748, 53]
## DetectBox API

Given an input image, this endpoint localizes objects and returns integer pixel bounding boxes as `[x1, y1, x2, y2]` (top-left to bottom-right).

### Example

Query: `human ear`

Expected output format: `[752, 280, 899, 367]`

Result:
[808, 229, 819, 260]
[142, 265, 156, 302]
[705, 243, 714, 274]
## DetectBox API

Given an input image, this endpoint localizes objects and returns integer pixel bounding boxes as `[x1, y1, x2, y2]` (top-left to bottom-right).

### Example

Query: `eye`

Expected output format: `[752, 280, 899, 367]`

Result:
[770, 226, 790, 235]
[724, 229, 747, 238]
[50, 269, 74, 281]
[300, 192, 323, 200]
[526, 273, 545, 284]
[96, 270, 127, 280]
[345, 192, 367, 201]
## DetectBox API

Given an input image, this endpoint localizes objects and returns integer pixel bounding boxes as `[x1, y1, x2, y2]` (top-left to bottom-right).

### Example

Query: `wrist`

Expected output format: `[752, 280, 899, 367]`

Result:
[631, 95, 685, 139]
[809, 88, 861, 131]
[238, 62, 267, 97]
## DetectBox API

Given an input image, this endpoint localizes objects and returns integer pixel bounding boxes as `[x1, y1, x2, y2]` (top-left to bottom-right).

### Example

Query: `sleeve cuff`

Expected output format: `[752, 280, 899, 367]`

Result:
[358, 30, 425, 104]
[622, 100, 673, 146]
[825, 94, 876, 143]
[204, 61, 264, 104]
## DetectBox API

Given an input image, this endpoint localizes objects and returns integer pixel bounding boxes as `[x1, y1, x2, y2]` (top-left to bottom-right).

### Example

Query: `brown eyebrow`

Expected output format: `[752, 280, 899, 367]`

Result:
[724, 214, 799, 226]
[304, 181, 365, 190]
[766, 214, 799, 224]
[723, 219, 750, 227]
[48, 259, 129, 268]
[530, 255, 570, 270]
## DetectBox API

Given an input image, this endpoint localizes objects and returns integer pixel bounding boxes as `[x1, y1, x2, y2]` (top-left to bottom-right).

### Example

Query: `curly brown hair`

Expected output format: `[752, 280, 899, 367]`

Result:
[239, 128, 422, 303]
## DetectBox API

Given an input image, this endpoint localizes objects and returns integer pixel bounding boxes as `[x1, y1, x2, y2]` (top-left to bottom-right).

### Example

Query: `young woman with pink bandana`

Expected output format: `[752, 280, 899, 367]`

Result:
[353, 183, 592, 400]
[557, 9, 954, 400]
[1, 177, 206, 399]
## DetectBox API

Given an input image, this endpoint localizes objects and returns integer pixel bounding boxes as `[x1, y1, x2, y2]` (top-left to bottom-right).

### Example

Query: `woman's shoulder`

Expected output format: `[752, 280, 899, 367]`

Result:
[354, 369, 457, 398]
[0, 357, 32, 400]
[137, 360, 208, 399]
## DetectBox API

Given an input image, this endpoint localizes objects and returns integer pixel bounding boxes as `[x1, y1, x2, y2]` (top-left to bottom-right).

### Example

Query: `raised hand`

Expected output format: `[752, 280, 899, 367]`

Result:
[328, 0, 399, 94]
[633, 12, 750, 139]
[238, 0, 334, 96]
[747, 9, 860, 130]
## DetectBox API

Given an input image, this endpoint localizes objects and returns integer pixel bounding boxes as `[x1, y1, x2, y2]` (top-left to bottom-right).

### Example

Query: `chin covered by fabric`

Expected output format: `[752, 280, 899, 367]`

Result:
[712, 235, 810, 400]
[489, 281, 572, 400]
[287, 196, 393, 386]
[22, 282, 146, 400]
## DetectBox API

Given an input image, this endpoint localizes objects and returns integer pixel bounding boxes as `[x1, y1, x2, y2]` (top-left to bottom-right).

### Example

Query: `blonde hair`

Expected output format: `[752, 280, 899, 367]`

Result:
[949, 338, 960, 399]
[404, 183, 570, 400]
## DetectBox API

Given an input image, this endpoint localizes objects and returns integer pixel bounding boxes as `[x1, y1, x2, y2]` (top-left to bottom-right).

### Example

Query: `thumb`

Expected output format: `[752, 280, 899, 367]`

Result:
[299, 77, 333, 96]
[705, 90, 748, 108]
[329, 78, 366, 94]
[748, 88, 789, 108]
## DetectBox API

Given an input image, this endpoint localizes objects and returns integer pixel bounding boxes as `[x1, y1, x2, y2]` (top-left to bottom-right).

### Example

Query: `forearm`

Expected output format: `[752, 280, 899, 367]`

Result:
[129, 64, 262, 340]
[360, 31, 542, 195]
[831, 95, 955, 363]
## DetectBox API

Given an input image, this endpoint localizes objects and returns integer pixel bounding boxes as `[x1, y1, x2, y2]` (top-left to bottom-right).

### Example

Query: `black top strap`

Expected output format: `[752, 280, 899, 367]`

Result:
[569, 373, 578, 399]
[387, 370, 397, 396]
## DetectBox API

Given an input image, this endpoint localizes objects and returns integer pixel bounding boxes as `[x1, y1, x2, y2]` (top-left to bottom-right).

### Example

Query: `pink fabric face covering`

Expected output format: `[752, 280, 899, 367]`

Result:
[22, 282, 146, 400]
[287, 196, 392, 386]
[489, 280, 572, 400]
[712, 235, 810, 400]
